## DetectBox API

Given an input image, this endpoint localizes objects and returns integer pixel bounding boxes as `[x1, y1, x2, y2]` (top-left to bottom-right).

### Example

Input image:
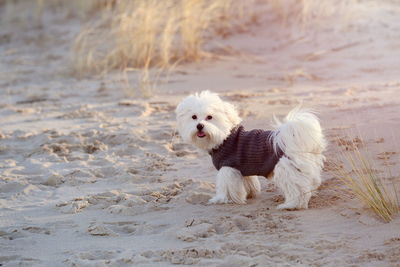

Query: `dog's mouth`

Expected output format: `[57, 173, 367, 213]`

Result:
[196, 131, 206, 138]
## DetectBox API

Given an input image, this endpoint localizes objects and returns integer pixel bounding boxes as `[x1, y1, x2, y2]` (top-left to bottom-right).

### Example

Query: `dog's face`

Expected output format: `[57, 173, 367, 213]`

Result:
[175, 91, 241, 151]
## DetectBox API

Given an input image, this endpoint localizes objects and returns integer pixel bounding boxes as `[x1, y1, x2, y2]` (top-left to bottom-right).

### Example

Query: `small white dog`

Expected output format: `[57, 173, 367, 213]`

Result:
[175, 91, 326, 209]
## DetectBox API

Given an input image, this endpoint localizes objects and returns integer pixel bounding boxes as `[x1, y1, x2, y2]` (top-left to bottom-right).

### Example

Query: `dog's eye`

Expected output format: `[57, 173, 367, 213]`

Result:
[206, 115, 212, 120]
[192, 115, 197, 120]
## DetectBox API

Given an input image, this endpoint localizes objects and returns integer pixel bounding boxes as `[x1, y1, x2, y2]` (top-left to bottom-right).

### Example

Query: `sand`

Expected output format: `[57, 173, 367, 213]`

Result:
[1, 1, 400, 266]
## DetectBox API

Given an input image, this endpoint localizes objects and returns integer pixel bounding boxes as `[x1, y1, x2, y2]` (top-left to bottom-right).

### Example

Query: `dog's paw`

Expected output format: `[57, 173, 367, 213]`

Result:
[277, 201, 305, 210]
[208, 195, 230, 204]
[277, 203, 295, 210]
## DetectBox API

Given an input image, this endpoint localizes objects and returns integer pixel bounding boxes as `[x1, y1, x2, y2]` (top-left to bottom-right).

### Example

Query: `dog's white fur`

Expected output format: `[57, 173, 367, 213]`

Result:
[176, 91, 326, 209]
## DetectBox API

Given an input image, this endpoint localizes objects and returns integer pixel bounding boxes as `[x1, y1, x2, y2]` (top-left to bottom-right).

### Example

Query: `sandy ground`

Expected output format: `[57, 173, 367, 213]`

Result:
[1, 1, 400, 266]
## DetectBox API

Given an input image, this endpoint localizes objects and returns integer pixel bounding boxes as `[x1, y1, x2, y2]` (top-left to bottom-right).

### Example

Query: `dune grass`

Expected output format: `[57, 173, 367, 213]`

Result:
[332, 139, 399, 222]
[1, 0, 358, 95]
[70, 0, 355, 74]
[70, 0, 254, 75]
[67, 0, 262, 95]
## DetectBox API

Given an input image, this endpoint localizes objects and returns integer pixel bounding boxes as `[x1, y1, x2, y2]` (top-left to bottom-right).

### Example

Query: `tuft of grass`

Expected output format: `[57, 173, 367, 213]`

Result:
[69, 0, 358, 79]
[1, 0, 359, 96]
[69, 0, 262, 96]
[70, 0, 258, 76]
[332, 139, 399, 222]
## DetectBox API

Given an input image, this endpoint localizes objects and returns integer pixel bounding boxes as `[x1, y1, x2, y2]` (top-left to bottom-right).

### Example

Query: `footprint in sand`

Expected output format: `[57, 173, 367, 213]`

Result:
[103, 220, 168, 236]
[176, 222, 216, 242]
[212, 215, 252, 235]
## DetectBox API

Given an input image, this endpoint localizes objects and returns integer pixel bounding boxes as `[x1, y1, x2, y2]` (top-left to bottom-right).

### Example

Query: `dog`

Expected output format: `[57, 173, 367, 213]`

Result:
[175, 91, 326, 209]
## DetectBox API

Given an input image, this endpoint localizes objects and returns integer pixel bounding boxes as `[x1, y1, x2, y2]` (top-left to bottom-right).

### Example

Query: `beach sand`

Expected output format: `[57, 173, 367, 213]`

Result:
[1, 1, 400, 266]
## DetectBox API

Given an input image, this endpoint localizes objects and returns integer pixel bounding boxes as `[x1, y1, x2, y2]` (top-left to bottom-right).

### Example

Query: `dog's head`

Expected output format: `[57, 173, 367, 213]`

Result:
[175, 91, 241, 151]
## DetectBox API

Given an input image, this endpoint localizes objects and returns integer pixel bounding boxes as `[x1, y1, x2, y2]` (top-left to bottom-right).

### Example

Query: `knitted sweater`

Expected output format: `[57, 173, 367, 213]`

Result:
[209, 126, 283, 177]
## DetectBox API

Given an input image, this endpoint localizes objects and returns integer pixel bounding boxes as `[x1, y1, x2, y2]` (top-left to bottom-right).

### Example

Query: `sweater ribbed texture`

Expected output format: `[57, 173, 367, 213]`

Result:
[209, 126, 282, 177]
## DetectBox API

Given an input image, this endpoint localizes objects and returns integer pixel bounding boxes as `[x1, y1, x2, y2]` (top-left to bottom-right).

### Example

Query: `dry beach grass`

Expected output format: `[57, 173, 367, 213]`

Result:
[332, 138, 400, 222]
[2, 0, 356, 93]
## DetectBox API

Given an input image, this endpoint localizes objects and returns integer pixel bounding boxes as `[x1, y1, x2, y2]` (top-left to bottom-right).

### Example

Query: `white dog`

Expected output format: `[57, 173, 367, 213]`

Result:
[175, 91, 326, 209]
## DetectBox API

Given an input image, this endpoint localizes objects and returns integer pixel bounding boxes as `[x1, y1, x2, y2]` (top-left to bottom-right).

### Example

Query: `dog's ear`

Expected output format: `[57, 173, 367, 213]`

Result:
[175, 101, 185, 118]
[222, 101, 241, 126]
[175, 95, 193, 119]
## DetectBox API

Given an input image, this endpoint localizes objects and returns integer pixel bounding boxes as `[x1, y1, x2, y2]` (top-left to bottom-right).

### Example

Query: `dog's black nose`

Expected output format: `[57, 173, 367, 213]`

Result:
[197, 123, 204, 131]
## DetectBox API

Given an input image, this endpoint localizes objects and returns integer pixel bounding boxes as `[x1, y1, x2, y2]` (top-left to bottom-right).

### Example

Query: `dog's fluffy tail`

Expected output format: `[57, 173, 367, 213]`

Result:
[269, 107, 326, 209]
[270, 107, 326, 170]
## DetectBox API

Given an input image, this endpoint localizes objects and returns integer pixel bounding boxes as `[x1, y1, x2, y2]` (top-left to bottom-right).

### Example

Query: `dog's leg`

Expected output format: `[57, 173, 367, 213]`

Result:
[310, 154, 324, 193]
[273, 157, 313, 210]
[243, 176, 261, 199]
[209, 167, 247, 204]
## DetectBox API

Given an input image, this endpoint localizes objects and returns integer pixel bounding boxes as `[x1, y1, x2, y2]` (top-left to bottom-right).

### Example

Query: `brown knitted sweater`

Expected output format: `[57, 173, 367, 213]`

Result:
[209, 126, 283, 177]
